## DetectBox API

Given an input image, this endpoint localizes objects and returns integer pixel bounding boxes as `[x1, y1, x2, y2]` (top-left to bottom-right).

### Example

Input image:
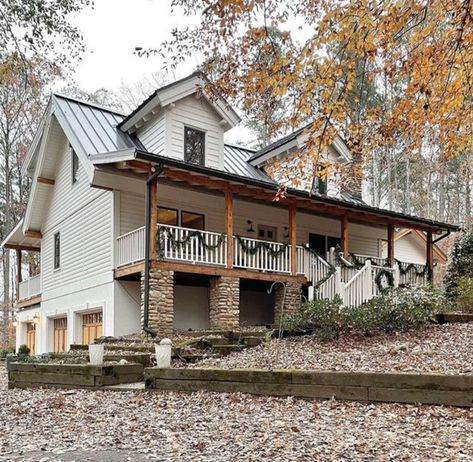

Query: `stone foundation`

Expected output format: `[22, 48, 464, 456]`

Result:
[209, 276, 240, 329]
[274, 282, 302, 322]
[141, 269, 174, 336]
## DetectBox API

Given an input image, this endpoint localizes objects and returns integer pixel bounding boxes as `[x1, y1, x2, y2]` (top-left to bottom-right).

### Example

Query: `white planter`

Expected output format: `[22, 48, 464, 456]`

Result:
[155, 339, 172, 368]
[89, 344, 105, 365]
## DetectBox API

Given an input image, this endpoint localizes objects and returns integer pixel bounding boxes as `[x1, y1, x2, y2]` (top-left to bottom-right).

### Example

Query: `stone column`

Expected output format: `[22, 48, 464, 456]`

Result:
[209, 276, 240, 329]
[141, 268, 174, 336]
[274, 282, 302, 323]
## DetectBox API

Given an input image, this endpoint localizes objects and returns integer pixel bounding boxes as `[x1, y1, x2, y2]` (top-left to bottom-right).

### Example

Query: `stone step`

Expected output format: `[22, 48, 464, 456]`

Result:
[240, 336, 265, 347]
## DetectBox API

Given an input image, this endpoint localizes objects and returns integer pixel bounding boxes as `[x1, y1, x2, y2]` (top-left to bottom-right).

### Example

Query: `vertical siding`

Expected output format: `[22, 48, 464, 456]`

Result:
[41, 134, 113, 294]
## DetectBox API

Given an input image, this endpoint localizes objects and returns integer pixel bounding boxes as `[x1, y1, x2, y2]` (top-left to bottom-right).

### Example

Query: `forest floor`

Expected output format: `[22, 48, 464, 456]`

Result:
[191, 322, 473, 375]
[1, 356, 473, 461]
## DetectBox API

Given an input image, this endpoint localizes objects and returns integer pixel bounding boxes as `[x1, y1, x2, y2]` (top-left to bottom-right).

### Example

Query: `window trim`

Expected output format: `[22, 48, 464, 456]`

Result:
[53, 232, 61, 270]
[180, 210, 206, 230]
[183, 125, 206, 166]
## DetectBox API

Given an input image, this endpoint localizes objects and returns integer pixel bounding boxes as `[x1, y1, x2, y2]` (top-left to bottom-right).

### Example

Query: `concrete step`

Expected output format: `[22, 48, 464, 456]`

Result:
[240, 336, 265, 347]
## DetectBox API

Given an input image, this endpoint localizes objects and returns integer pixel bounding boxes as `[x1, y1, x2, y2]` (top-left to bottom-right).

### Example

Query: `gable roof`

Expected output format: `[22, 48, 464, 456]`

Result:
[381, 229, 449, 263]
[118, 72, 241, 133]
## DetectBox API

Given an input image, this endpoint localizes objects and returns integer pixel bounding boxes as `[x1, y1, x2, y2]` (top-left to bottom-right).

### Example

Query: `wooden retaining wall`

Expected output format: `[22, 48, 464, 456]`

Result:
[145, 368, 473, 407]
[8, 363, 144, 389]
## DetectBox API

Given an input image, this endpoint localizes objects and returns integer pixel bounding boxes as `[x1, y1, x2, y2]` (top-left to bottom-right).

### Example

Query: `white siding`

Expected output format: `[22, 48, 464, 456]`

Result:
[41, 132, 114, 298]
[382, 233, 427, 264]
[120, 183, 385, 257]
[137, 113, 166, 155]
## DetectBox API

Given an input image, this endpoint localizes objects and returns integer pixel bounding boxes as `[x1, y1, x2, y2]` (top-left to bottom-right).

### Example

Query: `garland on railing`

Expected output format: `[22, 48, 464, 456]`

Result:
[234, 235, 289, 258]
[157, 227, 226, 258]
[302, 245, 337, 289]
[395, 259, 431, 279]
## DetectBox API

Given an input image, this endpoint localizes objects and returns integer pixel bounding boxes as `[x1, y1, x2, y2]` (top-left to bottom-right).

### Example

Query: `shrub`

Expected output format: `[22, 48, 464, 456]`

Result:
[282, 286, 444, 339]
[0, 347, 15, 358]
[18, 344, 30, 356]
[454, 277, 473, 313]
[444, 230, 473, 297]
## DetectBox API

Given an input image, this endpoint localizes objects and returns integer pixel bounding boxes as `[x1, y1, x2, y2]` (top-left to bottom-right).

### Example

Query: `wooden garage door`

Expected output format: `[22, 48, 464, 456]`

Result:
[82, 312, 103, 345]
[53, 318, 68, 353]
[26, 323, 36, 355]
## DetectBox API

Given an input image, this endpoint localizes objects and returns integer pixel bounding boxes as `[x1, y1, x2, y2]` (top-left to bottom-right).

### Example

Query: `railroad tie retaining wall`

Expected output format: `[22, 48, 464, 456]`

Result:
[145, 368, 473, 407]
[8, 363, 144, 389]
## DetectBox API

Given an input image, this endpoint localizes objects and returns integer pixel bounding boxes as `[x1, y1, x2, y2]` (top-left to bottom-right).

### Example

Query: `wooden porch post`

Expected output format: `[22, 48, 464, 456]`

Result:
[426, 230, 433, 281]
[289, 203, 297, 275]
[225, 188, 234, 268]
[16, 249, 22, 300]
[340, 215, 349, 257]
[387, 224, 395, 266]
[149, 176, 158, 261]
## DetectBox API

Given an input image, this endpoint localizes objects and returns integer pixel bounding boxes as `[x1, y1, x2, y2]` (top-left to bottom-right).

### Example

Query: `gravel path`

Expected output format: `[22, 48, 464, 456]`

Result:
[1, 365, 473, 461]
[194, 323, 473, 375]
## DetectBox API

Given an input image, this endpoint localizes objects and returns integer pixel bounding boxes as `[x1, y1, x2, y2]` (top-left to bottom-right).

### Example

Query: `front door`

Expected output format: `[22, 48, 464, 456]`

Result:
[26, 323, 36, 355]
[82, 312, 103, 345]
[53, 317, 68, 353]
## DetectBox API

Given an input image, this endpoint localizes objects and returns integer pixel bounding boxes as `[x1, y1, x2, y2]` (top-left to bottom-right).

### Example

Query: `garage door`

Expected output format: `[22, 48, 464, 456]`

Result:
[53, 317, 68, 353]
[82, 312, 103, 345]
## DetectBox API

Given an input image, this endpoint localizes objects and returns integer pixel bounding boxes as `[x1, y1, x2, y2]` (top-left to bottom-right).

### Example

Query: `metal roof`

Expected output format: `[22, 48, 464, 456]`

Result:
[223, 144, 270, 181]
[53, 94, 138, 156]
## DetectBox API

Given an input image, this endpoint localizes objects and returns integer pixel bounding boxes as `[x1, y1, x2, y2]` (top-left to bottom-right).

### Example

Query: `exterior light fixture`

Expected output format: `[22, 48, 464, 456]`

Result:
[33, 313, 40, 325]
[247, 220, 255, 233]
[12, 316, 18, 328]
[283, 226, 289, 238]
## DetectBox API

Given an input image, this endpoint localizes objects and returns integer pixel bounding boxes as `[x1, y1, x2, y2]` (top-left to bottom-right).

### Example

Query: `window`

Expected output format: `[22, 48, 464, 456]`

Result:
[157, 207, 178, 226]
[313, 164, 328, 195]
[181, 211, 205, 230]
[72, 148, 79, 184]
[258, 225, 277, 242]
[184, 126, 205, 166]
[309, 233, 341, 255]
[54, 232, 60, 269]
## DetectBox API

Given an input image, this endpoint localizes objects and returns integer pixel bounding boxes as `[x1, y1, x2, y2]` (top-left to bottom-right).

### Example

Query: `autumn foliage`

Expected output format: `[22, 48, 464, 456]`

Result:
[157, 0, 472, 184]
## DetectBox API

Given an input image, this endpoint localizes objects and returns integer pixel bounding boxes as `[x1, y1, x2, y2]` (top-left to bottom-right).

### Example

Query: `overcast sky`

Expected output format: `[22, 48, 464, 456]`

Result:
[68, 0, 252, 144]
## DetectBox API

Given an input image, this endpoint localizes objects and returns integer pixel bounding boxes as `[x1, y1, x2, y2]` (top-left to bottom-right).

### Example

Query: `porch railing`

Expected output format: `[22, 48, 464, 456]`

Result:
[18, 274, 41, 300]
[116, 226, 146, 267]
[158, 224, 227, 266]
[234, 236, 291, 273]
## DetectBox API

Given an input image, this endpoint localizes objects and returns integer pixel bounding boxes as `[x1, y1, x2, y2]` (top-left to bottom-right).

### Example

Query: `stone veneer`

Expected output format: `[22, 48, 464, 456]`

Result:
[141, 269, 174, 336]
[209, 276, 240, 329]
[273, 282, 302, 322]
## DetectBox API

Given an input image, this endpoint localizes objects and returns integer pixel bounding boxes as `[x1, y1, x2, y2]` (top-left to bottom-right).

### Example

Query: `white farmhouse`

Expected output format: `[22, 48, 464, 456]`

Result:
[2, 73, 457, 354]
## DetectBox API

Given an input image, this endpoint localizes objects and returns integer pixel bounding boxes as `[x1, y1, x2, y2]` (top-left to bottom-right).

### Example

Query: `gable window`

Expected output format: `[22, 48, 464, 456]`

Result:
[184, 126, 205, 166]
[72, 149, 79, 184]
[54, 232, 61, 269]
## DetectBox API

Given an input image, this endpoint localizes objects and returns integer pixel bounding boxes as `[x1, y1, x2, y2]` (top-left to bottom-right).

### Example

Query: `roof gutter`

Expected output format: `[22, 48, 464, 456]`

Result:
[142, 164, 164, 337]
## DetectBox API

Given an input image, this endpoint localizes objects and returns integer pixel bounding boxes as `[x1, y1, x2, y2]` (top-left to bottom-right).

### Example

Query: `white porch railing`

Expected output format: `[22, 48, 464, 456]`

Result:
[159, 224, 227, 266]
[297, 246, 333, 283]
[18, 274, 41, 300]
[116, 226, 146, 267]
[234, 236, 291, 273]
[344, 260, 373, 307]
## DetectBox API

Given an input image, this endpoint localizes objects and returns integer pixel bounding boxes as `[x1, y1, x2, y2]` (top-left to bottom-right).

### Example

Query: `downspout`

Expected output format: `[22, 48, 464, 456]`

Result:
[143, 164, 163, 337]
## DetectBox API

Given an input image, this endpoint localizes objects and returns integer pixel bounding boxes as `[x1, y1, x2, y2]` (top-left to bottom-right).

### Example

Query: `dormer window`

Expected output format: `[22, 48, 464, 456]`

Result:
[314, 165, 328, 195]
[184, 126, 205, 166]
[72, 148, 79, 184]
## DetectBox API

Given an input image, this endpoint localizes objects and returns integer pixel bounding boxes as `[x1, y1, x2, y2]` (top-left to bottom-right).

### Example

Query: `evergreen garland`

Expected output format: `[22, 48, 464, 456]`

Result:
[302, 245, 337, 289]
[395, 259, 431, 278]
[157, 227, 226, 257]
[234, 235, 289, 258]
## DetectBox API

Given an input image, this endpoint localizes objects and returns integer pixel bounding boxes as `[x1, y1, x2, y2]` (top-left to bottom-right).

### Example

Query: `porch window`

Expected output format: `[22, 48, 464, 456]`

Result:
[54, 232, 60, 269]
[181, 211, 205, 230]
[157, 207, 178, 226]
[72, 148, 79, 184]
[184, 126, 205, 166]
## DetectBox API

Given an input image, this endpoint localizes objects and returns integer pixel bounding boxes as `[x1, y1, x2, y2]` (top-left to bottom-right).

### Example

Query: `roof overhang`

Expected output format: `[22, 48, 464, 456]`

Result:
[1, 219, 41, 251]
[91, 149, 459, 234]
[118, 72, 241, 134]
